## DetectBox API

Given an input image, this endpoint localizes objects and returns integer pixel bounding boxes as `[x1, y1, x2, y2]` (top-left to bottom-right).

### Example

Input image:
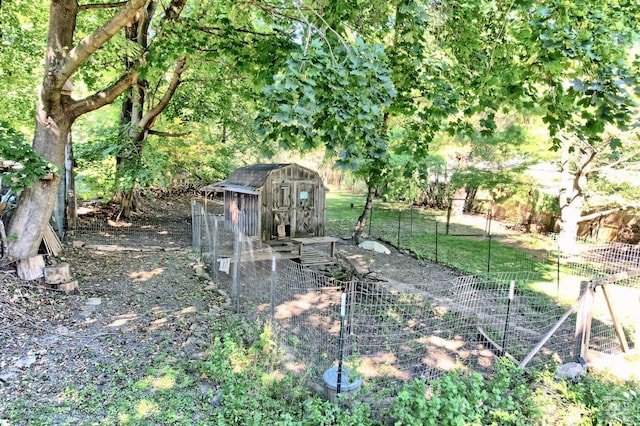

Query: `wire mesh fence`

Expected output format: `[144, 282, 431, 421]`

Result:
[561, 241, 640, 278]
[347, 203, 552, 275]
[69, 198, 639, 402]
[192, 199, 640, 403]
[69, 214, 192, 248]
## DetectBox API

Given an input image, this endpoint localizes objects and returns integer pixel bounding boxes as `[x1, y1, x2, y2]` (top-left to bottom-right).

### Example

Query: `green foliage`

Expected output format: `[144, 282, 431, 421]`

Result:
[258, 36, 396, 168]
[0, 121, 53, 191]
[0, 0, 47, 129]
[525, 0, 639, 148]
[389, 360, 541, 425]
[195, 320, 372, 426]
[442, 123, 542, 199]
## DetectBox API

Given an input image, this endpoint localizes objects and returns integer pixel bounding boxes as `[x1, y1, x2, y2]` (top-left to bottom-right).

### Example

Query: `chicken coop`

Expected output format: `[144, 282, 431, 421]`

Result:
[205, 163, 327, 243]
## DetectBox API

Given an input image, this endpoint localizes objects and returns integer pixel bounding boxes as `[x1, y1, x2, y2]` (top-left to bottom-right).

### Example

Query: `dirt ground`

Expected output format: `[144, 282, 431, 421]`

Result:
[0, 195, 461, 423]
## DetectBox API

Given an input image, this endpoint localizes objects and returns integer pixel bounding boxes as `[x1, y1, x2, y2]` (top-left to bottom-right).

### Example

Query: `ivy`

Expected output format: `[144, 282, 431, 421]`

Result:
[0, 121, 52, 191]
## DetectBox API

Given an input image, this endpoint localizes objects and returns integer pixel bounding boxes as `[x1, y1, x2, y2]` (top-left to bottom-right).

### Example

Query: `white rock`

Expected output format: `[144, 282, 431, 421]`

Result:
[556, 362, 586, 381]
[86, 297, 102, 306]
[14, 355, 36, 369]
[358, 240, 391, 254]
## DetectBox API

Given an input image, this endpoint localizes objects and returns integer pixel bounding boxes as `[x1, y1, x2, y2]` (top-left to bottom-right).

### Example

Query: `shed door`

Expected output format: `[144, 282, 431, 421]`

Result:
[294, 183, 316, 237]
[272, 183, 291, 239]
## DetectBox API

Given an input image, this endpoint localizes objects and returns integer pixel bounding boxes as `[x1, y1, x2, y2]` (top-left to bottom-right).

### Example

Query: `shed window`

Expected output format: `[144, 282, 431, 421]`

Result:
[298, 184, 314, 207]
[278, 185, 290, 207]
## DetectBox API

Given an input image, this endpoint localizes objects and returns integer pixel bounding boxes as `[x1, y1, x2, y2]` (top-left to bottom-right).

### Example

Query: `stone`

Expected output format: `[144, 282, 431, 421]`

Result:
[14, 354, 36, 369]
[556, 362, 586, 382]
[0, 368, 18, 383]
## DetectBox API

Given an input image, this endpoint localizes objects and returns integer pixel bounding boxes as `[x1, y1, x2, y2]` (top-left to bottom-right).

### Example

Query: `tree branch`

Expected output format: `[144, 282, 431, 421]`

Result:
[147, 130, 191, 138]
[137, 57, 187, 133]
[78, 1, 128, 11]
[192, 22, 278, 38]
[578, 205, 640, 223]
[58, 0, 147, 86]
[589, 150, 640, 175]
[68, 68, 139, 118]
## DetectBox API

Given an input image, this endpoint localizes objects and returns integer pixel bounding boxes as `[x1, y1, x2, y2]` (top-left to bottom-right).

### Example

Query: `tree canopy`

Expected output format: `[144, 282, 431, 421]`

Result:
[0, 0, 638, 258]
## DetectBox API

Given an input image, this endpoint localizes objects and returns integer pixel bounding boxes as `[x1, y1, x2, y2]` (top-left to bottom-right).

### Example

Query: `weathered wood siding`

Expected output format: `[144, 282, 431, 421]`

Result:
[224, 191, 260, 237]
[220, 164, 326, 242]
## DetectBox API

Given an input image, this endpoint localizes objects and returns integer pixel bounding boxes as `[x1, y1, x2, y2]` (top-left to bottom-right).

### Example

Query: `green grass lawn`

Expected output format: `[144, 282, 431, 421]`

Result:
[326, 191, 554, 276]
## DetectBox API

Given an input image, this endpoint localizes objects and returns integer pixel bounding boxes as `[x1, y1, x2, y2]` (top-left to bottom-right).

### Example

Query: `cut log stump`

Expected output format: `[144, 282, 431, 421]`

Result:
[16, 255, 45, 281]
[56, 280, 79, 294]
[45, 263, 72, 285]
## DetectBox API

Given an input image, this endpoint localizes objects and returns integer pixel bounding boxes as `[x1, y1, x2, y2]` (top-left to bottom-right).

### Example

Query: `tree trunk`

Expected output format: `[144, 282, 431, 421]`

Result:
[557, 140, 594, 251]
[65, 133, 77, 230]
[6, 0, 146, 260]
[7, 110, 72, 260]
[352, 183, 376, 244]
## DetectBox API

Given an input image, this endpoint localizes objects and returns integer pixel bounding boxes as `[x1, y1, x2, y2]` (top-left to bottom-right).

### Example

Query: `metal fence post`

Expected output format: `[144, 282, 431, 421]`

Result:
[410, 206, 413, 236]
[487, 234, 492, 273]
[191, 199, 198, 248]
[270, 254, 276, 320]
[397, 209, 402, 247]
[212, 218, 218, 282]
[435, 220, 439, 264]
[556, 245, 561, 299]
[231, 228, 241, 313]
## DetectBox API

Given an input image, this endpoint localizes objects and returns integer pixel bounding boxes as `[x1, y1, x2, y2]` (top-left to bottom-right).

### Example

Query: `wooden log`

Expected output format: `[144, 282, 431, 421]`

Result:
[56, 280, 79, 294]
[16, 255, 45, 280]
[44, 263, 72, 285]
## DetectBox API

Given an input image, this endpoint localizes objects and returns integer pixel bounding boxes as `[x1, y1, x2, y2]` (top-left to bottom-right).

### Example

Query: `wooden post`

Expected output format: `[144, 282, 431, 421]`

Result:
[574, 281, 594, 362]
[600, 284, 629, 353]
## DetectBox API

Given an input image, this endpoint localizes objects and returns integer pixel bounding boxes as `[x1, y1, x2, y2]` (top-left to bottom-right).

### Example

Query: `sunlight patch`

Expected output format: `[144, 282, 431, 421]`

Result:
[129, 268, 165, 282]
[136, 399, 160, 418]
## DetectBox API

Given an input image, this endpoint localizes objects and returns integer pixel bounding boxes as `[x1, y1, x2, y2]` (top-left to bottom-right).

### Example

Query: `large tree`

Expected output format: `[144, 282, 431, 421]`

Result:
[7, 0, 149, 260]
[5, 0, 295, 258]
[523, 1, 640, 248]
[259, 0, 454, 243]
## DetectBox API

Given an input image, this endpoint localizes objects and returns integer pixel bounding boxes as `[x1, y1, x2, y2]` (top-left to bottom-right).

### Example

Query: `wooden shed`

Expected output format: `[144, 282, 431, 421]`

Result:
[208, 163, 327, 242]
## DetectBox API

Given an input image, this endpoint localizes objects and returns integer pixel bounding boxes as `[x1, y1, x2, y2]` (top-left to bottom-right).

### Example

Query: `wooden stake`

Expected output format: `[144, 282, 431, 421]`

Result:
[600, 284, 629, 353]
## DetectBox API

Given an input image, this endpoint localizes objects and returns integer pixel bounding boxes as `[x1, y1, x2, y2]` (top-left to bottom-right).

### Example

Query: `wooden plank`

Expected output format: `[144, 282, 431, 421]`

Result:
[600, 284, 629, 352]
[43, 224, 63, 256]
[477, 326, 517, 362]
[575, 281, 595, 363]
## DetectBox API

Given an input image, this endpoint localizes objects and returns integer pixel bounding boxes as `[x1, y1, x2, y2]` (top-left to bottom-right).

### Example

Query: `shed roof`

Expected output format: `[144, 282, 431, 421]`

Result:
[203, 163, 323, 195]
[226, 163, 290, 188]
